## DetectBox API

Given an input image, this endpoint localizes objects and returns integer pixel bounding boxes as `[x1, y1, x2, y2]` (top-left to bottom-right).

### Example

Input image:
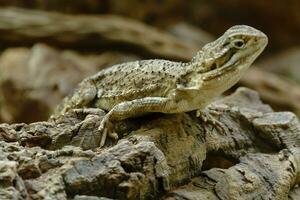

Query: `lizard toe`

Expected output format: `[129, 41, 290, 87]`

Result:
[99, 127, 108, 147]
[109, 132, 118, 140]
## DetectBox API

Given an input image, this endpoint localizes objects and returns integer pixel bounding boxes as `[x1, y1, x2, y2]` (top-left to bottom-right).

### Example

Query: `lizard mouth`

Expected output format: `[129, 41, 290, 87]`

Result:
[202, 36, 267, 79]
[201, 48, 251, 81]
[206, 49, 238, 72]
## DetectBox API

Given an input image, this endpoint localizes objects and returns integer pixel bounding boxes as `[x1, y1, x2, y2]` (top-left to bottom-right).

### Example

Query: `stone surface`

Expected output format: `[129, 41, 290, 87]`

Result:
[0, 7, 196, 61]
[0, 44, 137, 123]
[258, 47, 300, 84]
[0, 87, 299, 199]
[239, 68, 300, 117]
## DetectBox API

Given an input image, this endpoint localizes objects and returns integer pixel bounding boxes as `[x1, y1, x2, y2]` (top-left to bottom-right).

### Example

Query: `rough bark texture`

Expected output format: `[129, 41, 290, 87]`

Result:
[0, 87, 299, 200]
[0, 7, 196, 61]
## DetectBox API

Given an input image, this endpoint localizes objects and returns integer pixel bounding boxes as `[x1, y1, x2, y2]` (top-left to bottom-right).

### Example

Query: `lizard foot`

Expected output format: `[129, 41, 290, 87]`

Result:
[196, 109, 226, 133]
[98, 116, 118, 147]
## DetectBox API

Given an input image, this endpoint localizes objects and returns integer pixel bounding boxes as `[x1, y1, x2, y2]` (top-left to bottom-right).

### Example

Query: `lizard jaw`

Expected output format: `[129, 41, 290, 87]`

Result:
[201, 34, 268, 83]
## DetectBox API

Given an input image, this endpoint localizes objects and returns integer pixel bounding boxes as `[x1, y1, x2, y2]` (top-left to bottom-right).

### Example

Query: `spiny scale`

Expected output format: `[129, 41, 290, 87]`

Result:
[91, 60, 189, 99]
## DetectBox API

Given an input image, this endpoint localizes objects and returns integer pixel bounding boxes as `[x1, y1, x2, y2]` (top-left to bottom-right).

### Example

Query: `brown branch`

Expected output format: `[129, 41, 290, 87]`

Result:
[0, 7, 196, 61]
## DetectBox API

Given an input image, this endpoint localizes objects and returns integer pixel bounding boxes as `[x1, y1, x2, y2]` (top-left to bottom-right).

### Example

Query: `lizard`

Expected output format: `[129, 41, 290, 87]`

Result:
[51, 25, 268, 147]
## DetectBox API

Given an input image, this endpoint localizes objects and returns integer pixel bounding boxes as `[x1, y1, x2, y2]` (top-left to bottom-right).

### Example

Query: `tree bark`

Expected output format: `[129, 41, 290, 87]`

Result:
[0, 7, 196, 61]
[1, 87, 299, 199]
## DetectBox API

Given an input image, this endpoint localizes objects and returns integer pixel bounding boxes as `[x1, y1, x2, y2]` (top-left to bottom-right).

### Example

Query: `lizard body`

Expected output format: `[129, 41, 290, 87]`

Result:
[52, 25, 268, 146]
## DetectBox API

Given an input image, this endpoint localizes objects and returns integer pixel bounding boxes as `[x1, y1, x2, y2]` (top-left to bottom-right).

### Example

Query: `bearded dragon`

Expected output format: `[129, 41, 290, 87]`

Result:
[51, 25, 268, 147]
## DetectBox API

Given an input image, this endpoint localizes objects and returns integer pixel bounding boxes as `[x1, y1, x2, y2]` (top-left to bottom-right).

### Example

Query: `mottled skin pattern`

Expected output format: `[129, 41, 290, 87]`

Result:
[52, 25, 268, 147]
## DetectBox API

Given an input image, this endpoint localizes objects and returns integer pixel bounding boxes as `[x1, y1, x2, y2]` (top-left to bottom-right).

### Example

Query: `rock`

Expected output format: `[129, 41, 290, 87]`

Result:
[0, 7, 196, 61]
[258, 47, 300, 85]
[0, 44, 138, 123]
[0, 87, 299, 199]
[167, 22, 214, 47]
[74, 196, 113, 200]
[239, 68, 300, 117]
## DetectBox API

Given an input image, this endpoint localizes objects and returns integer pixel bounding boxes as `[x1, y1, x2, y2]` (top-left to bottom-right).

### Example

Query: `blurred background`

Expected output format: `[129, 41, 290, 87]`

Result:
[0, 0, 299, 123]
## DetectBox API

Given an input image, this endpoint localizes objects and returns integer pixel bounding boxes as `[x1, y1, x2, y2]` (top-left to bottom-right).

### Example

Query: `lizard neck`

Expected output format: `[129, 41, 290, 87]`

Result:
[185, 51, 207, 75]
[175, 52, 206, 88]
[182, 50, 248, 95]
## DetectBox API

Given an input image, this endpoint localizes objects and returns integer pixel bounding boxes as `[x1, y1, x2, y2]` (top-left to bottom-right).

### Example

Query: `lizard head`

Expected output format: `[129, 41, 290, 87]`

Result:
[192, 25, 268, 92]
[200, 25, 268, 73]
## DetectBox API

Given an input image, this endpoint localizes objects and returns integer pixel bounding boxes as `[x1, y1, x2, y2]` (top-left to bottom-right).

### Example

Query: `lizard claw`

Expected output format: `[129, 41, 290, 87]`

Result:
[98, 116, 118, 147]
[197, 109, 226, 133]
[109, 132, 118, 140]
[99, 127, 107, 147]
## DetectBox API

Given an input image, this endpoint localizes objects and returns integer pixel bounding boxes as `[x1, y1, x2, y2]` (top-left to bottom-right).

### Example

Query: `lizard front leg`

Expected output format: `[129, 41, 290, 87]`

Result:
[99, 97, 169, 147]
[51, 80, 98, 118]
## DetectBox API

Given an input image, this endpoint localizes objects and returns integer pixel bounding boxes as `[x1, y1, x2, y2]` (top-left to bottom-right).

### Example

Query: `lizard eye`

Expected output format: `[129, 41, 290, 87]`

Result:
[232, 39, 245, 49]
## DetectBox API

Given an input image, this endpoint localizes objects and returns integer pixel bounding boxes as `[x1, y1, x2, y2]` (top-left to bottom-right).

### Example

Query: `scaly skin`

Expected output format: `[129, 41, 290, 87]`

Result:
[52, 25, 268, 147]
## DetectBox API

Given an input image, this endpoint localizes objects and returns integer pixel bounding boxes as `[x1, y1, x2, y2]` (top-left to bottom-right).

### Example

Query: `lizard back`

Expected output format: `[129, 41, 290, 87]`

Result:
[91, 59, 190, 110]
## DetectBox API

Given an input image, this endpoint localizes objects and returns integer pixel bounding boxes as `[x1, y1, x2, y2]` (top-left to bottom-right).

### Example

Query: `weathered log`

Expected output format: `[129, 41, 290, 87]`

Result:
[3, 0, 300, 53]
[0, 7, 196, 61]
[0, 0, 105, 14]
[0, 87, 299, 199]
[257, 48, 300, 85]
[0, 44, 139, 123]
[239, 68, 300, 117]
